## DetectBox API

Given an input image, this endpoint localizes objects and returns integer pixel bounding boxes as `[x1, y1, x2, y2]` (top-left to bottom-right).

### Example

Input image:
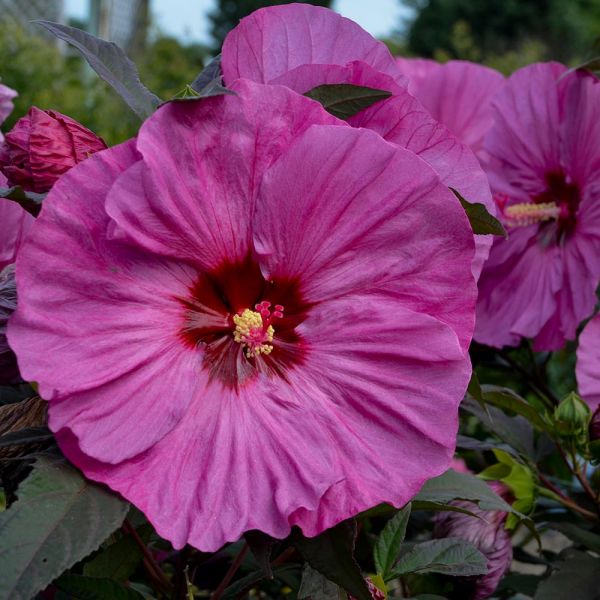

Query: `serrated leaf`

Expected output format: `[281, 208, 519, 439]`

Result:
[83, 529, 147, 581]
[533, 550, 600, 600]
[189, 54, 234, 98]
[35, 21, 160, 119]
[55, 574, 144, 599]
[389, 538, 487, 579]
[451, 188, 506, 237]
[298, 564, 341, 600]
[373, 503, 411, 577]
[0, 457, 129, 600]
[293, 521, 370, 600]
[0, 427, 53, 448]
[304, 83, 391, 120]
[0, 186, 45, 217]
[480, 385, 550, 431]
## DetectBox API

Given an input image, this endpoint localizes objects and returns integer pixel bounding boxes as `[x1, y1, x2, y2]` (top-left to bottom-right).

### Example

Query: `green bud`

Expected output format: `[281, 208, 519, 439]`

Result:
[553, 392, 591, 436]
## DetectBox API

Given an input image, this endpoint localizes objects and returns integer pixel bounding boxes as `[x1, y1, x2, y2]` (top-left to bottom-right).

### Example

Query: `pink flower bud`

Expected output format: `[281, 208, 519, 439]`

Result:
[0, 107, 106, 193]
[433, 479, 513, 599]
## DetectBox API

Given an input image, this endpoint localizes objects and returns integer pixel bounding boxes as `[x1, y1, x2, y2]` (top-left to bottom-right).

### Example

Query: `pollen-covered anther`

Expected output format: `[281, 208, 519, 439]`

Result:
[503, 201, 561, 227]
[232, 302, 284, 358]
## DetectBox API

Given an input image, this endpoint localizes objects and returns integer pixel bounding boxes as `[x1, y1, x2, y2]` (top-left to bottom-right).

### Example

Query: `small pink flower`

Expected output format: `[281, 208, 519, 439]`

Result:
[395, 59, 504, 156]
[221, 4, 496, 280]
[476, 63, 600, 350]
[434, 470, 512, 600]
[9, 80, 476, 551]
[0, 172, 33, 271]
[576, 314, 600, 412]
[0, 107, 106, 193]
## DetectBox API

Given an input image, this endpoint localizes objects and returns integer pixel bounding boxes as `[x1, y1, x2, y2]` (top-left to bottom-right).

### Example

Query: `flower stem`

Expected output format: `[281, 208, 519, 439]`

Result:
[211, 543, 249, 600]
[539, 473, 597, 521]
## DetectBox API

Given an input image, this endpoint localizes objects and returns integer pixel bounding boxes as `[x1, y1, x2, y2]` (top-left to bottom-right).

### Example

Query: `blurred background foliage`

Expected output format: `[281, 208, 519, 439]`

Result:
[1, 0, 600, 145]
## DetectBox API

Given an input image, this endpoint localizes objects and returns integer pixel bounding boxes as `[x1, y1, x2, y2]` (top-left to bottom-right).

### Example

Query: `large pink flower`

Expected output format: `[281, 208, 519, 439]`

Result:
[577, 314, 600, 412]
[9, 80, 476, 551]
[221, 4, 495, 279]
[395, 59, 504, 156]
[476, 63, 600, 350]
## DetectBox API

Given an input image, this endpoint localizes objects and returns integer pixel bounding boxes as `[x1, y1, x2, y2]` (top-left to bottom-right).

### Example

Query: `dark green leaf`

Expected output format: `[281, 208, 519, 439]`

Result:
[189, 54, 234, 98]
[0, 457, 129, 600]
[451, 188, 507, 237]
[411, 500, 480, 518]
[548, 523, 600, 553]
[35, 21, 160, 119]
[245, 530, 275, 578]
[533, 550, 600, 600]
[55, 574, 144, 600]
[298, 565, 341, 600]
[373, 503, 411, 577]
[304, 83, 392, 120]
[480, 385, 550, 431]
[0, 186, 45, 217]
[496, 574, 541, 595]
[293, 520, 370, 600]
[0, 427, 53, 448]
[456, 434, 520, 459]
[83, 529, 148, 581]
[389, 538, 487, 578]
[222, 565, 299, 599]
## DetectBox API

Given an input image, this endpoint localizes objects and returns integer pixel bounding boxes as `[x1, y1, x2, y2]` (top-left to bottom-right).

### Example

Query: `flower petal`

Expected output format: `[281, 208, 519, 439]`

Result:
[221, 4, 402, 86]
[577, 315, 600, 411]
[56, 295, 469, 551]
[348, 87, 495, 278]
[254, 124, 476, 350]
[106, 79, 338, 268]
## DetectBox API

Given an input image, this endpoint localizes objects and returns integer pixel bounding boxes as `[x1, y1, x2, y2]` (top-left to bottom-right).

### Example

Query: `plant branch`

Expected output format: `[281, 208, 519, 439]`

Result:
[211, 543, 249, 600]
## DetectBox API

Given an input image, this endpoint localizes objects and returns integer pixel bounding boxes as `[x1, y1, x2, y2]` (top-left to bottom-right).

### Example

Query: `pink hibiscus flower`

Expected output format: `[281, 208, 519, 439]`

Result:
[476, 63, 600, 350]
[395, 58, 504, 156]
[8, 80, 476, 551]
[577, 314, 600, 412]
[221, 3, 495, 279]
[0, 173, 33, 271]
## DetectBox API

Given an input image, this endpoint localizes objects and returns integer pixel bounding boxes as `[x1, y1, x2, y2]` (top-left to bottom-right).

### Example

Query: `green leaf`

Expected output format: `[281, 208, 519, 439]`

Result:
[190, 54, 234, 98]
[389, 538, 487, 579]
[456, 434, 520, 459]
[304, 83, 392, 120]
[451, 188, 507, 237]
[548, 523, 600, 553]
[83, 528, 149, 581]
[298, 565, 342, 600]
[0, 186, 45, 217]
[244, 530, 275, 578]
[411, 500, 481, 518]
[0, 457, 129, 600]
[55, 574, 144, 599]
[35, 21, 160, 119]
[293, 520, 370, 600]
[480, 385, 551, 432]
[533, 550, 600, 600]
[373, 503, 411, 577]
[222, 565, 299, 599]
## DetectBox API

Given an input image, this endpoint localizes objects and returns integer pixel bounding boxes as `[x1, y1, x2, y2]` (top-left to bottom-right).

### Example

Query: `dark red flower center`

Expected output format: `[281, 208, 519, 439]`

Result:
[178, 254, 309, 388]
[497, 171, 581, 242]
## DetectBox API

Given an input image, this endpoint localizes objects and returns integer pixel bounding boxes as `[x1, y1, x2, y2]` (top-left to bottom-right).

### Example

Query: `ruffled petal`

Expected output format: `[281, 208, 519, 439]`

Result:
[56, 294, 469, 551]
[221, 4, 403, 87]
[349, 87, 495, 278]
[254, 124, 476, 350]
[106, 79, 338, 268]
[396, 59, 504, 154]
[8, 142, 204, 462]
[577, 315, 600, 411]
